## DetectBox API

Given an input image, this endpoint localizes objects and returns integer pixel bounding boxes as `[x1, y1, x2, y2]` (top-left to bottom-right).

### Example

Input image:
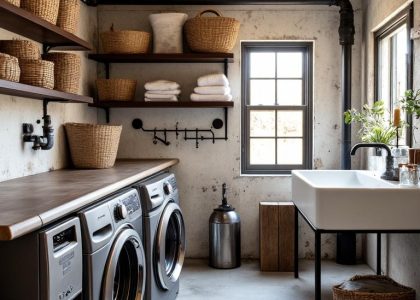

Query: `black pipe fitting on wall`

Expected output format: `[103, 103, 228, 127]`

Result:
[336, 0, 355, 46]
[23, 100, 54, 151]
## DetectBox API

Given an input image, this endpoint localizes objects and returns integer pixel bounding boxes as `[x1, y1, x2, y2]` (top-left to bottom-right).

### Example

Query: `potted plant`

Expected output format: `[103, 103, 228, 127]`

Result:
[344, 100, 397, 172]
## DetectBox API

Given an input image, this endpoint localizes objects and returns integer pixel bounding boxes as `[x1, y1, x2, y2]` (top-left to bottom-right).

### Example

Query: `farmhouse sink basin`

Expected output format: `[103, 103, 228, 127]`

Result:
[292, 170, 420, 230]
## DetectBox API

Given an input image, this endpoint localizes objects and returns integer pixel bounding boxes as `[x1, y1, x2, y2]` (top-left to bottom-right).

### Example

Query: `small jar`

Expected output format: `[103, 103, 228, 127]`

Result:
[408, 164, 419, 185]
[399, 164, 410, 185]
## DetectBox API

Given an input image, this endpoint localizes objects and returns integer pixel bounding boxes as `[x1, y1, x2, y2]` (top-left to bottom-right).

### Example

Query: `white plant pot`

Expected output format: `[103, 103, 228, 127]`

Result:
[149, 13, 188, 54]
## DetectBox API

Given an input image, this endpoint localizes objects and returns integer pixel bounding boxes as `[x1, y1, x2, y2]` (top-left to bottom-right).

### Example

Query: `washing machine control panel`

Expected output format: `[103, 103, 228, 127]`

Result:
[111, 190, 141, 222]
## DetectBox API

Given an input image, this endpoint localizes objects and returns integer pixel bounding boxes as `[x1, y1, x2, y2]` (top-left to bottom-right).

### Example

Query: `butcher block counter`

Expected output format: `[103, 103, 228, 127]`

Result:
[0, 159, 179, 241]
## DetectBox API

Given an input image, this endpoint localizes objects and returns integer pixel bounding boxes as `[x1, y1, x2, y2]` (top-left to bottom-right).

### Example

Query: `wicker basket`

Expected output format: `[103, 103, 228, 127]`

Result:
[0, 53, 20, 82]
[20, 59, 54, 89]
[100, 24, 151, 54]
[333, 275, 416, 300]
[184, 9, 240, 53]
[0, 40, 41, 60]
[5, 0, 20, 6]
[97, 79, 137, 101]
[43, 52, 80, 94]
[57, 0, 80, 34]
[21, 0, 60, 25]
[65, 123, 122, 169]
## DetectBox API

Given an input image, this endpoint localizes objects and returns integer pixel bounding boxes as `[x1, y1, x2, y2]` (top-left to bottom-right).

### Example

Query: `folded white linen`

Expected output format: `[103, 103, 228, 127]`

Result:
[194, 86, 231, 95]
[145, 80, 180, 91]
[145, 97, 178, 102]
[146, 89, 181, 95]
[190, 93, 233, 102]
[145, 92, 179, 99]
[197, 74, 229, 87]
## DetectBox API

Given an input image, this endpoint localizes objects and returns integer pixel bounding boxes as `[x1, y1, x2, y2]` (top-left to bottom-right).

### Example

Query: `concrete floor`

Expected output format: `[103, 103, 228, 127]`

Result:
[178, 259, 373, 300]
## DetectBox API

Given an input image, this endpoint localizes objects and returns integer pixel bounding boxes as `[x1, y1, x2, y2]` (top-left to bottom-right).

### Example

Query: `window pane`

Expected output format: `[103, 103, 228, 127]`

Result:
[277, 52, 303, 78]
[393, 26, 407, 102]
[277, 111, 303, 137]
[277, 139, 303, 165]
[250, 80, 276, 105]
[250, 138, 275, 165]
[250, 110, 275, 137]
[277, 80, 303, 105]
[250, 52, 275, 78]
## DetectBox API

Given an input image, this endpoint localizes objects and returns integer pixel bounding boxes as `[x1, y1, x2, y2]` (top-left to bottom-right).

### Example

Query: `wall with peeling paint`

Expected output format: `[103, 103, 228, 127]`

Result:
[97, 1, 363, 259]
[0, 4, 97, 182]
[363, 0, 420, 297]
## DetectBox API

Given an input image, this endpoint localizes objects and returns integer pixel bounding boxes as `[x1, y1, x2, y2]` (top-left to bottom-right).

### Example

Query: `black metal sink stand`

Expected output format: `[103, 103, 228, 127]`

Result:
[293, 204, 420, 300]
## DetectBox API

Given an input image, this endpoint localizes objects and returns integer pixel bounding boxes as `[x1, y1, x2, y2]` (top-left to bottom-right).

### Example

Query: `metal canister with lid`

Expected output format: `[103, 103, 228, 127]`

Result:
[209, 183, 241, 269]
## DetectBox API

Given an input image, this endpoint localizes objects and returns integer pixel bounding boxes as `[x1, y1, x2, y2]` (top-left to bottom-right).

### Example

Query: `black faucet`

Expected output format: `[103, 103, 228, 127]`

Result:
[350, 143, 397, 181]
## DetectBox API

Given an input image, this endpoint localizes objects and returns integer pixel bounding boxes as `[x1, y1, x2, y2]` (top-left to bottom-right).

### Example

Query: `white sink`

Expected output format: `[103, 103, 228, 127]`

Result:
[292, 170, 420, 230]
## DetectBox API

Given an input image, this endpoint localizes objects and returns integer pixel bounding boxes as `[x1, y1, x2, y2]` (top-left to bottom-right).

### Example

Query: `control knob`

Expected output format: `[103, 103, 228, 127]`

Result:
[115, 204, 128, 220]
[163, 182, 173, 195]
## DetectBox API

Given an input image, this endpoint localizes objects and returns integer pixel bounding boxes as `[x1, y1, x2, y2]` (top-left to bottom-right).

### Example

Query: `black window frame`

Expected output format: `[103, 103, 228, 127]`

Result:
[241, 41, 313, 175]
[374, 4, 414, 146]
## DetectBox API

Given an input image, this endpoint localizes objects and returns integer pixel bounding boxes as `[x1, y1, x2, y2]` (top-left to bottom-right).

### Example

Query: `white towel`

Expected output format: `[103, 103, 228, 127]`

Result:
[145, 92, 179, 99]
[190, 93, 233, 102]
[145, 80, 180, 91]
[197, 74, 229, 87]
[194, 86, 231, 95]
[146, 89, 181, 95]
[145, 97, 178, 102]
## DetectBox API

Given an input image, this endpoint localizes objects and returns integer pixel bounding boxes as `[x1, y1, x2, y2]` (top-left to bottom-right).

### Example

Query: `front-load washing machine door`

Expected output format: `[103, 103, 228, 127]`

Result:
[155, 202, 186, 290]
[102, 228, 146, 300]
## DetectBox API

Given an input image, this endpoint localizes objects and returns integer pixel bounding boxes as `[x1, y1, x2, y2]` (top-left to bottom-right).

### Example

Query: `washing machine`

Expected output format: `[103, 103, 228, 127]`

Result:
[134, 173, 186, 300]
[79, 188, 146, 300]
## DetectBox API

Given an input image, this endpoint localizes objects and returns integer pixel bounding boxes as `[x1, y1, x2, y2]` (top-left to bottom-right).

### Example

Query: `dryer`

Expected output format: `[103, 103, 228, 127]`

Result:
[79, 188, 146, 300]
[134, 173, 186, 300]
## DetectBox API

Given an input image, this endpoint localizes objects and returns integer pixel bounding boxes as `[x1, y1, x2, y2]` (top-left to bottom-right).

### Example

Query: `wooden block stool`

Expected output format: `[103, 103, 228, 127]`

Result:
[259, 202, 295, 272]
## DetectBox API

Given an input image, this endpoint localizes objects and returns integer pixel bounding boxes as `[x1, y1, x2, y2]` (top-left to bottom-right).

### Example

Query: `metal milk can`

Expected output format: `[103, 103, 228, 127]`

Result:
[209, 183, 241, 269]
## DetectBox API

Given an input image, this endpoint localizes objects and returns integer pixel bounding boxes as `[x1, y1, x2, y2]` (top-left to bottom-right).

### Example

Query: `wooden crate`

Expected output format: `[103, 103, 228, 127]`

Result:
[259, 201, 295, 272]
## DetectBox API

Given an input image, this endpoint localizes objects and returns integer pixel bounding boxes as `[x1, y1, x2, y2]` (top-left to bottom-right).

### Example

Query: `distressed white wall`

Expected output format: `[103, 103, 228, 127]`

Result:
[97, 1, 363, 258]
[0, 3, 98, 182]
[363, 0, 420, 297]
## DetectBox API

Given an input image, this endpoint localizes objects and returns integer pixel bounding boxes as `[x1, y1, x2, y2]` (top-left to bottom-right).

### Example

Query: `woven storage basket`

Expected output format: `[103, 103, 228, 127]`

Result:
[0, 40, 40, 60]
[185, 9, 240, 53]
[43, 52, 80, 93]
[21, 0, 60, 24]
[333, 275, 416, 300]
[65, 123, 122, 169]
[0, 53, 20, 82]
[57, 0, 80, 34]
[5, 0, 20, 6]
[20, 59, 54, 89]
[100, 25, 151, 54]
[97, 79, 137, 101]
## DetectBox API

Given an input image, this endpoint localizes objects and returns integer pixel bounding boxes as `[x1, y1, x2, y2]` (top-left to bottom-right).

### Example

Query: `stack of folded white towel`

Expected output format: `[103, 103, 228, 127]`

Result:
[144, 80, 181, 102]
[190, 74, 232, 102]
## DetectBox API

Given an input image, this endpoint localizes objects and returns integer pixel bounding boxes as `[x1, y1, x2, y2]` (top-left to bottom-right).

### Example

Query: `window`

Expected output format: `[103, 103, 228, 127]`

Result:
[375, 6, 413, 145]
[241, 42, 313, 175]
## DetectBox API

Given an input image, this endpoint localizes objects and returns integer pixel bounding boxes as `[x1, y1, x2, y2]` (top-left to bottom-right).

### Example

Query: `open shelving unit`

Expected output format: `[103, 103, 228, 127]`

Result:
[0, 0, 94, 104]
[89, 100, 234, 108]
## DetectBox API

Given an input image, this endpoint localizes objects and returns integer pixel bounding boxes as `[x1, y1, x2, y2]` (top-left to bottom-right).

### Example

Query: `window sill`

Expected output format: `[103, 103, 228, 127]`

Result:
[239, 173, 292, 177]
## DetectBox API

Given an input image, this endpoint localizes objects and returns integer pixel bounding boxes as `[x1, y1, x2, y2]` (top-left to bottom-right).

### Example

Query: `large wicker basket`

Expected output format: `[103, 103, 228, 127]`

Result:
[184, 9, 240, 53]
[21, 0, 60, 25]
[100, 25, 150, 54]
[0, 40, 41, 60]
[5, 0, 20, 6]
[65, 123, 122, 169]
[20, 59, 54, 89]
[57, 0, 80, 34]
[333, 275, 416, 300]
[43, 52, 80, 94]
[0, 53, 20, 82]
[97, 79, 137, 101]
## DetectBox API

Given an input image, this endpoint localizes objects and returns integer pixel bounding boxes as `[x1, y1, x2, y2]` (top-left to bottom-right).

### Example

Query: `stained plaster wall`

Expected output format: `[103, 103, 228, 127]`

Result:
[363, 0, 420, 297]
[0, 3, 98, 182]
[97, 1, 363, 259]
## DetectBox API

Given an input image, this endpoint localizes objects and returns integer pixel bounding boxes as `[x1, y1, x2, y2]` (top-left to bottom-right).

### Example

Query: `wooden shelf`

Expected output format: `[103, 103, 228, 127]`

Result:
[88, 53, 234, 63]
[0, 79, 94, 103]
[89, 100, 234, 108]
[0, 0, 93, 51]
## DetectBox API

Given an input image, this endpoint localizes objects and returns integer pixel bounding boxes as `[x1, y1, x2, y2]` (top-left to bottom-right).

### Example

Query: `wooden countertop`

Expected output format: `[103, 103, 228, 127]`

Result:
[0, 159, 179, 241]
